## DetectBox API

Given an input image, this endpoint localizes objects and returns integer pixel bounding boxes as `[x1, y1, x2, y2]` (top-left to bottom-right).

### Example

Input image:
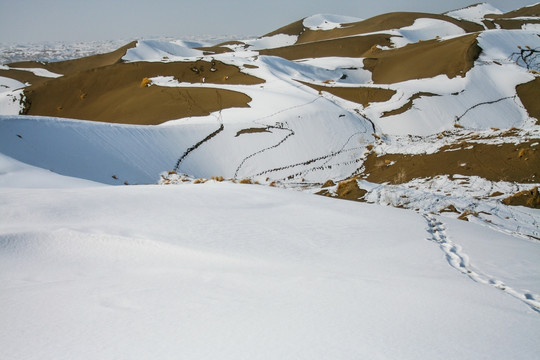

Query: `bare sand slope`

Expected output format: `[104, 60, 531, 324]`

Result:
[485, 4, 540, 29]
[298, 13, 482, 44]
[262, 12, 482, 46]
[23, 60, 262, 125]
[517, 77, 540, 125]
[0, 68, 48, 87]
[487, 3, 540, 19]
[364, 33, 480, 84]
[362, 139, 539, 185]
[299, 81, 395, 107]
[260, 34, 393, 60]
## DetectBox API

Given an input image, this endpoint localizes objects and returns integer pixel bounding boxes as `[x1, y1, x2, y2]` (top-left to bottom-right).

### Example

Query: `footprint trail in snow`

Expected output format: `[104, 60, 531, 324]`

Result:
[423, 213, 540, 314]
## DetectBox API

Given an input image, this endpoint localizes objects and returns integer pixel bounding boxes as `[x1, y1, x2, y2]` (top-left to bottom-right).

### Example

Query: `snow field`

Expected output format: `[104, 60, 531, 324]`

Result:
[1, 177, 539, 359]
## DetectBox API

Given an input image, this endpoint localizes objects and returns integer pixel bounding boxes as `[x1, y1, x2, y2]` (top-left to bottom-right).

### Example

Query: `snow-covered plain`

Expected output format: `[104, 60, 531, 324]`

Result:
[1, 156, 539, 360]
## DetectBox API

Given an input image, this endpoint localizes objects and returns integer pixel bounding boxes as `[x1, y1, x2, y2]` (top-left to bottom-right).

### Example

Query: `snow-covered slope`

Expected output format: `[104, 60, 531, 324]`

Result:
[122, 40, 206, 62]
[445, 3, 503, 25]
[0, 170, 539, 360]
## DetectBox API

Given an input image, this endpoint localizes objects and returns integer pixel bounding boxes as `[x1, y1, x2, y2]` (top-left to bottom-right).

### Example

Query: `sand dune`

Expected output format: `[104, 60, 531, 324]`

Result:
[517, 77, 540, 125]
[23, 60, 261, 124]
[364, 33, 480, 83]
[362, 139, 539, 185]
[0, 2, 538, 203]
[9, 41, 137, 76]
[487, 3, 540, 19]
[299, 81, 395, 107]
[260, 33, 393, 60]
[295, 12, 482, 44]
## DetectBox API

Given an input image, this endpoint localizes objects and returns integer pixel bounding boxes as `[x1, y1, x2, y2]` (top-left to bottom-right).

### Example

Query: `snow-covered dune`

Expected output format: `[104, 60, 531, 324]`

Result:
[0, 3, 539, 358]
[1, 175, 539, 359]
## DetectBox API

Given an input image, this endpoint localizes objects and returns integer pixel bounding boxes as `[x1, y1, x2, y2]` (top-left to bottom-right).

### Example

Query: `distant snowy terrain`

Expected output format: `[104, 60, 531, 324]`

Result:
[0, 35, 250, 64]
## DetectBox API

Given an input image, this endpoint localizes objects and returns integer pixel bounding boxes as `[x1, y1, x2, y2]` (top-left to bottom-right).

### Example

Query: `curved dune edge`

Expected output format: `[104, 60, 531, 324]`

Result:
[8, 41, 138, 76]
[381, 92, 439, 117]
[364, 33, 480, 84]
[260, 34, 393, 60]
[261, 12, 483, 46]
[263, 19, 306, 38]
[0, 68, 47, 87]
[298, 81, 395, 107]
[24, 85, 251, 125]
[22, 60, 261, 125]
[297, 12, 482, 44]
[486, 3, 540, 20]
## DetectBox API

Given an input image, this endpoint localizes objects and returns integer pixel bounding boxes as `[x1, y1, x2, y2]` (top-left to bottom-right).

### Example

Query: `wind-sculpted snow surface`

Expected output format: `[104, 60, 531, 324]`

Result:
[445, 3, 503, 25]
[303, 14, 363, 31]
[122, 40, 205, 62]
[0, 171, 539, 360]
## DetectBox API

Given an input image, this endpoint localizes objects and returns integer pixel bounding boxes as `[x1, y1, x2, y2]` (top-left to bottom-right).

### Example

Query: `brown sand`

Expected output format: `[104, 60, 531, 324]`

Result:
[361, 140, 539, 184]
[486, 4, 540, 19]
[299, 81, 395, 107]
[335, 178, 367, 201]
[0, 68, 50, 87]
[235, 127, 271, 137]
[196, 46, 234, 55]
[363, 33, 480, 84]
[292, 12, 482, 45]
[23, 60, 262, 125]
[263, 19, 306, 37]
[491, 19, 540, 30]
[260, 34, 393, 60]
[517, 77, 540, 125]
[503, 186, 540, 209]
[484, 3, 540, 29]
[381, 92, 438, 117]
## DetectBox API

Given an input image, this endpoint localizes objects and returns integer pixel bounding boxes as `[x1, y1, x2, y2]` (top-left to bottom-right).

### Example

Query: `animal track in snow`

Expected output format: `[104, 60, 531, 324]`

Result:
[423, 213, 540, 314]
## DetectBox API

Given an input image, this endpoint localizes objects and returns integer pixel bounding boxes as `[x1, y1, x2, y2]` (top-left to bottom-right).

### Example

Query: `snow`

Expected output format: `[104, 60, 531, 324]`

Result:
[478, 29, 540, 67]
[1, 12, 540, 359]
[303, 14, 362, 31]
[8, 66, 62, 78]
[359, 175, 540, 240]
[244, 34, 298, 50]
[0, 76, 26, 92]
[522, 23, 540, 31]
[0, 39, 130, 64]
[0, 153, 101, 188]
[1, 179, 539, 360]
[390, 18, 466, 48]
[445, 3, 503, 25]
[122, 40, 205, 62]
[364, 29, 539, 136]
[0, 88, 24, 115]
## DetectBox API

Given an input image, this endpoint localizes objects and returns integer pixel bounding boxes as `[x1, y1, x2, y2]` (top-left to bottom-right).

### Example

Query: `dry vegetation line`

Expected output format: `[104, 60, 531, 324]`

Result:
[233, 96, 328, 179]
[423, 213, 540, 314]
[174, 91, 225, 172]
[454, 95, 517, 124]
[257, 126, 375, 183]
[233, 125, 295, 179]
[236, 89, 377, 181]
